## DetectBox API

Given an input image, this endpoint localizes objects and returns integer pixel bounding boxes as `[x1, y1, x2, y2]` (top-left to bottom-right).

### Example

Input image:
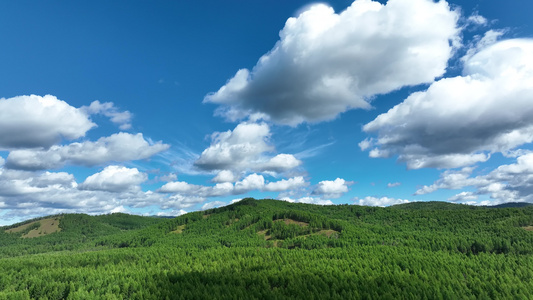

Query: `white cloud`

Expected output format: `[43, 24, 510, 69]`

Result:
[0, 166, 171, 223]
[194, 122, 272, 171]
[79, 165, 147, 192]
[159, 173, 307, 198]
[230, 198, 243, 204]
[205, 0, 460, 125]
[81, 100, 133, 130]
[258, 154, 302, 173]
[111, 206, 130, 214]
[264, 176, 307, 192]
[362, 39, 533, 169]
[234, 173, 265, 194]
[414, 167, 478, 195]
[312, 178, 351, 198]
[466, 13, 487, 26]
[387, 182, 401, 188]
[158, 181, 197, 194]
[195, 122, 301, 175]
[6, 132, 169, 170]
[448, 191, 477, 202]
[212, 170, 238, 183]
[0, 95, 95, 149]
[163, 194, 206, 209]
[202, 201, 227, 210]
[157, 173, 178, 182]
[281, 196, 333, 205]
[355, 196, 410, 207]
[416, 153, 533, 204]
[156, 209, 187, 217]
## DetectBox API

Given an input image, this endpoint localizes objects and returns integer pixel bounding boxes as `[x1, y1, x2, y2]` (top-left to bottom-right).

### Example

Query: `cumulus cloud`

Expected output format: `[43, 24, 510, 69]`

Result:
[202, 201, 227, 210]
[230, 198, 244, 204]
[163, 194, 207, 209]
[448, 191, 477, 202]
[362, 39, 533, 169]
[264, 176, 307, 192]
[159, 174, 308, 197]
[6, 132, 169, 170]
[312, 178, 351, 198]
[0, 95, 95, 149]
[355, 196, 410, 206]
[414, 167, 480, 195]
[212, 170, 238, 183]
[158, 181, 234, 197]
[81, 100, 133, 130]
[234, 173, 266, 194]
[281, 196, 333, 205]
[416, 153, 533, 204]
[205, 0, 460, 125]
[195, 122, 301, 175]
[79, 166, 147, 192]
[258, 154, 302, 173]
[194, 122, 272, 171]
[0, 166, 170, 223]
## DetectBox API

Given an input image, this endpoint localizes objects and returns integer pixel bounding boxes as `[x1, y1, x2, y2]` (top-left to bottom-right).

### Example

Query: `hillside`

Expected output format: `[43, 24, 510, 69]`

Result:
[1, 199, 533, 299]
[0, 213, 166, 257]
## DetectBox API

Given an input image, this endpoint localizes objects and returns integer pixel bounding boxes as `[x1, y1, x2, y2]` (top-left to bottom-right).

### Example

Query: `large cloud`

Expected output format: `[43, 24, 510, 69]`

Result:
[264, 176, 307, 192]
[281, 196, 333, 205]
[205, 0, 460, 125]
[159, 174, 307, 196]
[312, 178, 351, 198]
[194, 122, 272, 171]
[0, 164, 211, 224]
[0, 95, 95, 149]
[6, 132, 169, 170]
[194, 122, 301, 174]
[79, 165, 148, 192]
[355, 196, 410, 206]
[415, 153, 533, 204]
[362, 38, 533, 169]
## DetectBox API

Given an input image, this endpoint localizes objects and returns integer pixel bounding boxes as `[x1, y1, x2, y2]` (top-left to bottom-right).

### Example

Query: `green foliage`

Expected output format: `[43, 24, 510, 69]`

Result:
[1, 199, 533, 299]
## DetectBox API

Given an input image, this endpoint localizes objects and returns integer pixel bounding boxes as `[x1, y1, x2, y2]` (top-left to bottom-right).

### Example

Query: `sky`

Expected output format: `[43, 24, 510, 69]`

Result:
[1, 0, 533, 225]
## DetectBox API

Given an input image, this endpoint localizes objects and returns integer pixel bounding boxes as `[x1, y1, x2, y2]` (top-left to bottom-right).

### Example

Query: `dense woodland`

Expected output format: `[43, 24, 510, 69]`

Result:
[1, 198, 533, 299]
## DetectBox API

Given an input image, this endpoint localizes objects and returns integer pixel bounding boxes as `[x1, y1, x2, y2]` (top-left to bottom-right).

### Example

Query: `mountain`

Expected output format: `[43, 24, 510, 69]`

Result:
[1, 198, 533, 299]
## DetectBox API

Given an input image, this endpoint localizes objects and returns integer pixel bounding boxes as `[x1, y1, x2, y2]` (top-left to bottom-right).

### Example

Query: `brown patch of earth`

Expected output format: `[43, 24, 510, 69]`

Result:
[274, 218, 309, 227]
[6, 217, 61, 238]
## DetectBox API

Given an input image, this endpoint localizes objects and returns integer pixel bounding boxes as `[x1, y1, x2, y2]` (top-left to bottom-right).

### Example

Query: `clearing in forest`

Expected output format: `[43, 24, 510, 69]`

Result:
[274, 218, 309, 227]
[5, 217, 61, 238]
[171, 224, 186, 234]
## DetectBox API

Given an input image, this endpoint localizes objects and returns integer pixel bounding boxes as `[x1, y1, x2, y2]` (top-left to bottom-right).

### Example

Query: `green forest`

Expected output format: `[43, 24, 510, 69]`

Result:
[1, 198, 533, 299]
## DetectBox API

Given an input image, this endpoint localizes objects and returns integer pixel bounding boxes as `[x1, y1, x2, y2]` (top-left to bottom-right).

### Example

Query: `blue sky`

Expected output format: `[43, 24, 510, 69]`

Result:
[1, 0, 533, 225]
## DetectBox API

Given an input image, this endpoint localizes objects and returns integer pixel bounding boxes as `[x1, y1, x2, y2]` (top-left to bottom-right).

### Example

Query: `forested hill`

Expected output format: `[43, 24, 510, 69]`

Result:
[0, 213, 167, 256]
[1, 199, 533, 298]
[2, 198, 533, 256]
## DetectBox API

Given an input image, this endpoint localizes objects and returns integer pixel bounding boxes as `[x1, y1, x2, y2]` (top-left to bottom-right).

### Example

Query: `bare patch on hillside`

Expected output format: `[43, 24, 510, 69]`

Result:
[171, 224, 186, 234]
[257, 229, 272, 240]
[316, 229, 339, 238]
[523, 226, 533, 231]
[6, 217, 61, 238]
[274, 219, 309, 227]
